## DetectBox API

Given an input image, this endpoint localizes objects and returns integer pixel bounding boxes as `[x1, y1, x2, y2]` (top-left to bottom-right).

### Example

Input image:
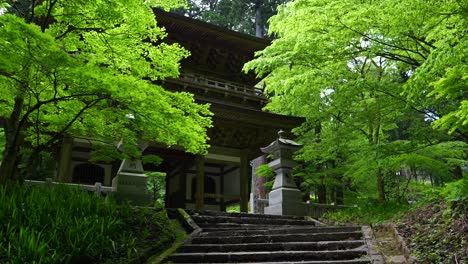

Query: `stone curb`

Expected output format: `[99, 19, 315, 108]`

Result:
[361, 225, 385, 264]
[304, 215, 326, 226]
[378, 223, 417, 264]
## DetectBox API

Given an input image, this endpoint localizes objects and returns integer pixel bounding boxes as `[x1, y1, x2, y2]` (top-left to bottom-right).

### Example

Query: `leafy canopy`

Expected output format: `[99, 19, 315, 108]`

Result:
[244, 0, 467, 202]
[0, 0, 212, 182]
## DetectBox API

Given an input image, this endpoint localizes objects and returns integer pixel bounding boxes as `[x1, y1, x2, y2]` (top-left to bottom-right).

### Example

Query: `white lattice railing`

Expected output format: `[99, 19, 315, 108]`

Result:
[24, 178, 113, 196]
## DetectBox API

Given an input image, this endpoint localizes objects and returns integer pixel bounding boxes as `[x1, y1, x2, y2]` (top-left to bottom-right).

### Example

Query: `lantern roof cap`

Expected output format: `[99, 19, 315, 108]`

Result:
[261, 130, 303, 154]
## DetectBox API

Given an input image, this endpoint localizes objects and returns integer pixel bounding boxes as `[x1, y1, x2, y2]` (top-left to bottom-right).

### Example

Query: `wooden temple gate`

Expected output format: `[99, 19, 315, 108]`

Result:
[56, 9, 303, 212]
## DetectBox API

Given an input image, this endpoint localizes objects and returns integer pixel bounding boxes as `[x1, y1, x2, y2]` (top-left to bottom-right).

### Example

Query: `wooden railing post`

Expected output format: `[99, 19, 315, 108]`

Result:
[46, 178, 53, 188]
[95, 182, 102, 197]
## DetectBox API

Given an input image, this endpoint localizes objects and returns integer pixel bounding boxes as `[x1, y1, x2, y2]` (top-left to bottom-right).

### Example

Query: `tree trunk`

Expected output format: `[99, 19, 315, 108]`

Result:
[0, 97, 25, 184]
[335, 178, 344, 205]
[0, 145, 20, 184]
[317, 177, 326, 203]
[328, 185, 335, 204]
[254, 0, 263, 37]
[377, 168, 386, 202]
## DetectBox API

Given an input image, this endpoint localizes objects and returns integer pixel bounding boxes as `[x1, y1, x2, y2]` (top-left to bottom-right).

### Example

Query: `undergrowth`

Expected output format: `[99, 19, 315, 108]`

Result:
[322, 176, 467, 263]
[322, 176, 467, 225]
[396, 176, 467, 263]
[321, 200, 412, 224]
[396, 200, 466, 263]
[0, 184, 178, 264]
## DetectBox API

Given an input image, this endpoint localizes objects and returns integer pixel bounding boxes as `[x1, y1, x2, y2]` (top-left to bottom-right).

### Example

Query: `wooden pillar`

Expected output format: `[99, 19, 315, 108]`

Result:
[195, 155, 205, 210]
[240, 150, 249, 213]
[180, 163, 188, 209]
[220, 165, 225, 211]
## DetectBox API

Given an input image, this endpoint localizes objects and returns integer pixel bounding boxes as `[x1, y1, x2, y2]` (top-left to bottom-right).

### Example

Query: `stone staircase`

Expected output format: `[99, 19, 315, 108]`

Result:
[163, 210, 381, 263]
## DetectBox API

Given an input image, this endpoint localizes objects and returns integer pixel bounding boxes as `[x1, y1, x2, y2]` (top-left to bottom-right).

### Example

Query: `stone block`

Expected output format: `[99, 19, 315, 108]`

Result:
[264, 187, 306, 216]
[264, 202, 306, 216]
[268, 187, 303, 205]
[112, 172, 151, 206]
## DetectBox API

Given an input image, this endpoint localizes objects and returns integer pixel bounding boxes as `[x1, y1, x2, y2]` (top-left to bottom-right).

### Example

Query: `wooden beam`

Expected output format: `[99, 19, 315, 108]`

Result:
[188, 170, 223, 177]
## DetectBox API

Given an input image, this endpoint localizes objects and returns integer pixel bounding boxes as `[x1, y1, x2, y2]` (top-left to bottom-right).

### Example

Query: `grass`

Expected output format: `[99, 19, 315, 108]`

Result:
[322, 176, 468, 225]
[321, 199, 413, 225]
[0, 184, 179, 264]
[226, 203, 241, 213]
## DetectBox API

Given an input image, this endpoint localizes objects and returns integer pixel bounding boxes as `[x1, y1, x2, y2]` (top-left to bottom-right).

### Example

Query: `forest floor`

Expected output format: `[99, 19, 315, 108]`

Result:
[394, 200, 467, 263]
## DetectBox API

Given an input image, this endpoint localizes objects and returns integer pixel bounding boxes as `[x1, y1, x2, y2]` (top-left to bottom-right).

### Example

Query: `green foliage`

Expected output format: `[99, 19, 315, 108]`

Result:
[323, 200, 412, 224]
[396, 201, 466, 264]
[142, 155, 163, 166]
[105, 207, 182, 263]
[0, 0, 213, 182]
[0, 184, 180, 263]
[244, 0, 468, 203]
[226, 203, 241, 213]
[325, 176, 467, 225]
[0, 184, 133, 263]
[179, 0, 289, 37]
[146, 171, 166, 208]
[440, 176, 468, 203]
[255, 164, 275, 190]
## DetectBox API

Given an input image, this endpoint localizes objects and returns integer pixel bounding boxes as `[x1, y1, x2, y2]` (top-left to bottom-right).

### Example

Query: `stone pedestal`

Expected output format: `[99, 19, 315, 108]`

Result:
[264, 188, 305, 215]
[262, 131, 306, 216]
[112, 159, 151, 205]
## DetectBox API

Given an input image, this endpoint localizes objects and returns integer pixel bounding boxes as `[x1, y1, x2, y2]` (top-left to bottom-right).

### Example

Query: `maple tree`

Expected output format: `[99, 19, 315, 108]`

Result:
[0, 0, 212, 183]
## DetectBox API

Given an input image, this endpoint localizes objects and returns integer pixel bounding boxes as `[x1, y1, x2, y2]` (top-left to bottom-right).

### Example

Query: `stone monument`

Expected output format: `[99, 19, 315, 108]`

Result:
[262, 130, 305, 216]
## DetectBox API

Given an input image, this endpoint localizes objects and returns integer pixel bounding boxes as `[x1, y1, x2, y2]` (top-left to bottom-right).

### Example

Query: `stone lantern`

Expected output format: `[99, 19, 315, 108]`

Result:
[112, 141, 151, 205]
[262, 130, 305, 216]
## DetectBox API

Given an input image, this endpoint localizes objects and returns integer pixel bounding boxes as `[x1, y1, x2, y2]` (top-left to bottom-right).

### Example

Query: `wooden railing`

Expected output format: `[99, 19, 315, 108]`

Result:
[203, 192, 241, 200]
[193, 192, 241, 201]
[173, 72, 266, 100]
[24, 178, 113, 196]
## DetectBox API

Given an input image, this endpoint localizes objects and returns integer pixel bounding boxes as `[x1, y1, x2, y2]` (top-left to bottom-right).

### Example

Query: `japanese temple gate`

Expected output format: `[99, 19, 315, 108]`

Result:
[56, 9, 303, 212]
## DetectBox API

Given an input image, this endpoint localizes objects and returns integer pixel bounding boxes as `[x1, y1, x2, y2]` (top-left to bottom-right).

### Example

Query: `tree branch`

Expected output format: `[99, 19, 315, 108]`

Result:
[336, 17, 427, 66]
[55, 25, 106, 40]
[35, 98, 105, 151]
[42, 0, 58, 32]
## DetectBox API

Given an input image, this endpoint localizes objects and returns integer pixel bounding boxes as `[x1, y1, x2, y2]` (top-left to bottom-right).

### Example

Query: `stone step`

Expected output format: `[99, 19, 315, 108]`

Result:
[197, 223, 296, 231]
[199, 226, 362, 237]
[191, 215, 315, 226]
[178, 240, 366, 253]
[191, 231, 363, 244]
[186, 209, 307, 221]
[166, 249, 369, 263]
[168, 260, 371, 264]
